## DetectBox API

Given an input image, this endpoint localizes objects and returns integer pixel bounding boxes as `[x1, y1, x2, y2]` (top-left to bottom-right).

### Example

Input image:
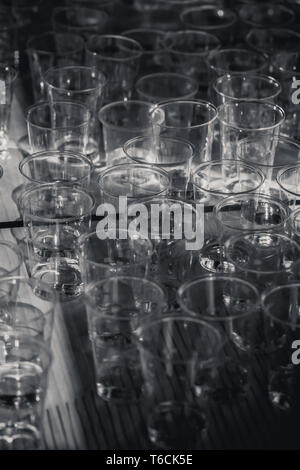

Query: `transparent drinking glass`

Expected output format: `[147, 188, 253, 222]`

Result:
[26, 32, 84, 102]
[85, 276, 166, 401]
[98, 163, 170, 210]
[213, 73, 281, 106]
[245, 28, 300, 57]
[135, 72, 199, 103]
[151, 99, 217, 170]
[0, 241, 23, 278]
[17, 150, 93, 209]
[191, 160, 265, 274]
[19, 150, 93, 189]
[162, 30, 221, 98]
[206, 48, 268, 101]
[26, 101, 90, 154]
[157, 0, 211, 13]
[64, 0, 117, 15]
[123, 135, 194, 199]
[121, 28, 167, 74]
[224, 232, 300, 291]
[177, 275, 262, 403]
[218, 100, 285, 159]
[272, 51, 300, 140]
[238, 3, 295, 30]
[85, 35, 143, 103]
[19, 183, 94, 301]
[136, 314, 222, 449]
[261, 283, 300, 413]
[180, 5, 237, 45]
[214, 193, 290, 244]
[98, 100, 163, 167]
[0, 329, 52, 450]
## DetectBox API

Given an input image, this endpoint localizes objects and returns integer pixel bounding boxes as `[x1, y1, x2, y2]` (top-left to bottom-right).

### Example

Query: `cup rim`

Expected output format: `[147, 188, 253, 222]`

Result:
[19, 150, 93, 185]
[20, 183, 95, 224]
[97, 163, 170, 199]
[192, 159, 265, 196]
[213, 72, 282, 102]
[177, 274, 261, 322]
[85, 34, 143, 62]
[26, 100, 91, 130]
[43, 65, 108, 94]
[151, 99, 218, 129]
[224, 231, 300, 275]
[78, 230, 153, 269]
[217, 100, 285, 132]
[180, 5, 237, 30]
[261, 282, 300, 328]
[0, 327, 53, 368]
[135, 72, 199, 102]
